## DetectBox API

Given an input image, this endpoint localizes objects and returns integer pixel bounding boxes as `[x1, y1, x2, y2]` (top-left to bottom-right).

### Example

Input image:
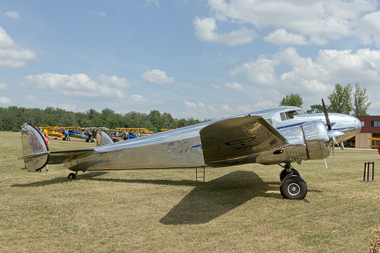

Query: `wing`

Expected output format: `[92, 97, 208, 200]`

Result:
[200, 115, 286, 165]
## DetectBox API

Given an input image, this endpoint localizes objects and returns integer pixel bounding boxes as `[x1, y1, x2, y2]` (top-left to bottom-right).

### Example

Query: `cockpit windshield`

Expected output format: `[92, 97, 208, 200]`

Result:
[280, 109, 306, 121]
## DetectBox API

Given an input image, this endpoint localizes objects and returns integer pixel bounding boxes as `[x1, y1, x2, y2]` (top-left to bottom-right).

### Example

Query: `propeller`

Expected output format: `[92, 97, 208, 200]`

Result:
[321, 99, 344, 162]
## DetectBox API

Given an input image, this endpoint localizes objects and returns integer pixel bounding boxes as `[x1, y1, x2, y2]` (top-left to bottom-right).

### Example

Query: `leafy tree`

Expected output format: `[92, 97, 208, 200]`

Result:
[280, 93, 303, 107]
[352, 83, 371, 116]
[327, 83, 352, 114]
[161, 112, 174, 129]
[0, 106, 205, 132]
[306, 104, 324, 114]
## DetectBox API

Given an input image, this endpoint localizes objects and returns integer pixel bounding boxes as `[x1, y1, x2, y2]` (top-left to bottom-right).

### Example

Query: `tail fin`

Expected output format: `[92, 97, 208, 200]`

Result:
[96, 130, 114, 146]
[20, 123, 49, 171]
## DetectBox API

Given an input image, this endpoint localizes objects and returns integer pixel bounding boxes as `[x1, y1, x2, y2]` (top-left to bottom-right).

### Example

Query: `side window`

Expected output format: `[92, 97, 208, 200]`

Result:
[280, 113, 287, 121]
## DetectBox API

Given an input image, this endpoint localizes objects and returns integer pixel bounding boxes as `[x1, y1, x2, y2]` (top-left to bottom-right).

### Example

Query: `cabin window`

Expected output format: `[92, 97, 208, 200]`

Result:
[265, 118, 272, 125]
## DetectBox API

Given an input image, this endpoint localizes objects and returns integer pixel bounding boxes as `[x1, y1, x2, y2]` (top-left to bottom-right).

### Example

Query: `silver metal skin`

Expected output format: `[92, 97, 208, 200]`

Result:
[20, 106, 362, 173]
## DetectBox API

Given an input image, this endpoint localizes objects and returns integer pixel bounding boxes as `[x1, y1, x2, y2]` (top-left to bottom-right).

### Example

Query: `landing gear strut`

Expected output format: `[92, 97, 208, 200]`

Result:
[279, 163, 307, 199]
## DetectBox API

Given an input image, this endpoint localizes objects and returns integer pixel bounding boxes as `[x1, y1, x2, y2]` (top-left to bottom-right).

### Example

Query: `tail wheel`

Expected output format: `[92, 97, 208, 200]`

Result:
[280, 176, 307, 199]
[68, 173, 76, 180]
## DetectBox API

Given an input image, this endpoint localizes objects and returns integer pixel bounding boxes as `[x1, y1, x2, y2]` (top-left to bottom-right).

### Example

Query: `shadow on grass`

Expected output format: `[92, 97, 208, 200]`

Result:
[159, 170, 282, 225]
[11, 172, 108, 187]
[88, 170, 282, 224]
[12, 170, 317, 224]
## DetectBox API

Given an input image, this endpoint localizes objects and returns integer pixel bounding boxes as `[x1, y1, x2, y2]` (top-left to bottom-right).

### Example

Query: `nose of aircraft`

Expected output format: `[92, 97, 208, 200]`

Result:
[353, 117, 362, 133]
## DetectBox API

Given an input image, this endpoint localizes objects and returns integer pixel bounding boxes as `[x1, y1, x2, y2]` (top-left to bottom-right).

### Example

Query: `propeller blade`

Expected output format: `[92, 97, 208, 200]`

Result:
[322, 99, 332, 131]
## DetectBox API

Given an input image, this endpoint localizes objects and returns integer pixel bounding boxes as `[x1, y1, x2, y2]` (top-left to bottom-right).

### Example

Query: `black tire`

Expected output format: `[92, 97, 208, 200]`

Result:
[280, 176, 307, 199]
[68, 173, 76, 180]
[279, 168, 300, 181]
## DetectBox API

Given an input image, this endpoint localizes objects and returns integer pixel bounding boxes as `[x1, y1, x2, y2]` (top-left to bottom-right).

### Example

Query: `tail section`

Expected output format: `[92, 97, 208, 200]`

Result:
[20, 123, 49, 171]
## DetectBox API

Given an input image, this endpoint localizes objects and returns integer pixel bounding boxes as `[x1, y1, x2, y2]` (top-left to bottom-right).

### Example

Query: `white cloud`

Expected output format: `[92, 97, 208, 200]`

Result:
[224, 82, 244, 90]
[0, 26, 38, 67]
[357, 11, 380, 47]
[264, 28, 328, 46]
[184, 99, 197, 109]
[193, 16, 256, 46]
[0, 96, 11, 104]
[131, 94, 149, 104]
[4, 11, 20, 20]
[25, 73, 130, 98]
[210, 83, 221, 90]
[204, 0, 378, 46]
[232, 47, 380, 96]
[221, 104, 231, 111]
[140, 69, 175, 84]
[231, 56, 280, 86]
[0, 83, 7, 90]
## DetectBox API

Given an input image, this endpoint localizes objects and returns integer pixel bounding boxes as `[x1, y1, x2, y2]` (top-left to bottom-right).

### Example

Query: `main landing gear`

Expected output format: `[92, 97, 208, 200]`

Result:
[279, 163, 307, 200]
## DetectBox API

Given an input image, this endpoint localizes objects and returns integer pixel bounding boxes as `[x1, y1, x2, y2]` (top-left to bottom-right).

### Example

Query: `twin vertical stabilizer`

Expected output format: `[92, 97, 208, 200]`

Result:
[20, 123, 49, 171]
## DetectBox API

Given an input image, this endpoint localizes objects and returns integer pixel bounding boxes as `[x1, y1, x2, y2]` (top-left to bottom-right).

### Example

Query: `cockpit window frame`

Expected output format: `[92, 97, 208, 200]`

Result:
[280, 109, 306, 121]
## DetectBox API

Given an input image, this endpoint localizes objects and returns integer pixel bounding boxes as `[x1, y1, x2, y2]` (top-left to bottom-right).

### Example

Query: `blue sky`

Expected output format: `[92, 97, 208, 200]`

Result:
[1, 0, 380, 120]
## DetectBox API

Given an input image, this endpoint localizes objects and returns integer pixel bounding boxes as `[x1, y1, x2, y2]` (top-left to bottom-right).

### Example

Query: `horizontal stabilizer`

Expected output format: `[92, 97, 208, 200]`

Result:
[19, 147, 95, 164]
[48, 149, 95, 164]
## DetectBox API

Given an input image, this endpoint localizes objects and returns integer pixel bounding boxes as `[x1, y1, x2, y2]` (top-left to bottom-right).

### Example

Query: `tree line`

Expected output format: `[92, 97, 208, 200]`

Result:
[280, 83, 371, 116]
[0, 106, 205, 132]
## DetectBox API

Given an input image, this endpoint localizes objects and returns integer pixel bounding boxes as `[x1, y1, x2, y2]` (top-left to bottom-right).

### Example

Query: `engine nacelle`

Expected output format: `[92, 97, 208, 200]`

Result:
[256, 120, 331, 165]
[301, 120, 331, 160]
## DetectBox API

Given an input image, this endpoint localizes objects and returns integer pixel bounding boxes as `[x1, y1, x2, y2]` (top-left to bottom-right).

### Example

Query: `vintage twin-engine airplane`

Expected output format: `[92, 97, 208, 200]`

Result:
[19, 100, 361, 199]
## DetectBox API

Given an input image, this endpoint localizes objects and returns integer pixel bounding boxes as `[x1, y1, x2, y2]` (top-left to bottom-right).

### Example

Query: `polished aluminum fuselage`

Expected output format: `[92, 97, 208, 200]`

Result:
[63, 107, 361, 172]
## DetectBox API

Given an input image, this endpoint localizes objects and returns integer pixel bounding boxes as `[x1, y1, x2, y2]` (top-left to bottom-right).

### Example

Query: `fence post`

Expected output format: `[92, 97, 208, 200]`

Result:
[361, 162, 375, 183]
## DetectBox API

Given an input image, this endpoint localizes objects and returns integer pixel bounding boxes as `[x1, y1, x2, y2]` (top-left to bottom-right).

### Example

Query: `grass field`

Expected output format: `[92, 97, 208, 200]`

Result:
[1, 131, 380, 252]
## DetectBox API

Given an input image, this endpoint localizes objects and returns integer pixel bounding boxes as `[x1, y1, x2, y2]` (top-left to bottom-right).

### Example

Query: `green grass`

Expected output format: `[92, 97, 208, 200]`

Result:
[1, 131, 380, 252]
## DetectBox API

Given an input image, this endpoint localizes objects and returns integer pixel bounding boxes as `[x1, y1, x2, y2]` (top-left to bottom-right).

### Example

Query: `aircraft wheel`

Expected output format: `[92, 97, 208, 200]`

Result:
[279, 168, 300, 181]
[86, 139, 89, 142]
[68, 173, 76, 180]
[280, 176, 307, 199]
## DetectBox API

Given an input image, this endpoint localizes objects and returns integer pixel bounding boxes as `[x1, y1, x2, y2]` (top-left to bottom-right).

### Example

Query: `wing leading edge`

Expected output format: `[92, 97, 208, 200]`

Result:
[200, 115, 286, 166]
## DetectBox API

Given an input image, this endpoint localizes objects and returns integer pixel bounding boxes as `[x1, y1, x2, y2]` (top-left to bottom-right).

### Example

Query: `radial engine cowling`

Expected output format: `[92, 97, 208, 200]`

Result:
[302, 120, 331, 160]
